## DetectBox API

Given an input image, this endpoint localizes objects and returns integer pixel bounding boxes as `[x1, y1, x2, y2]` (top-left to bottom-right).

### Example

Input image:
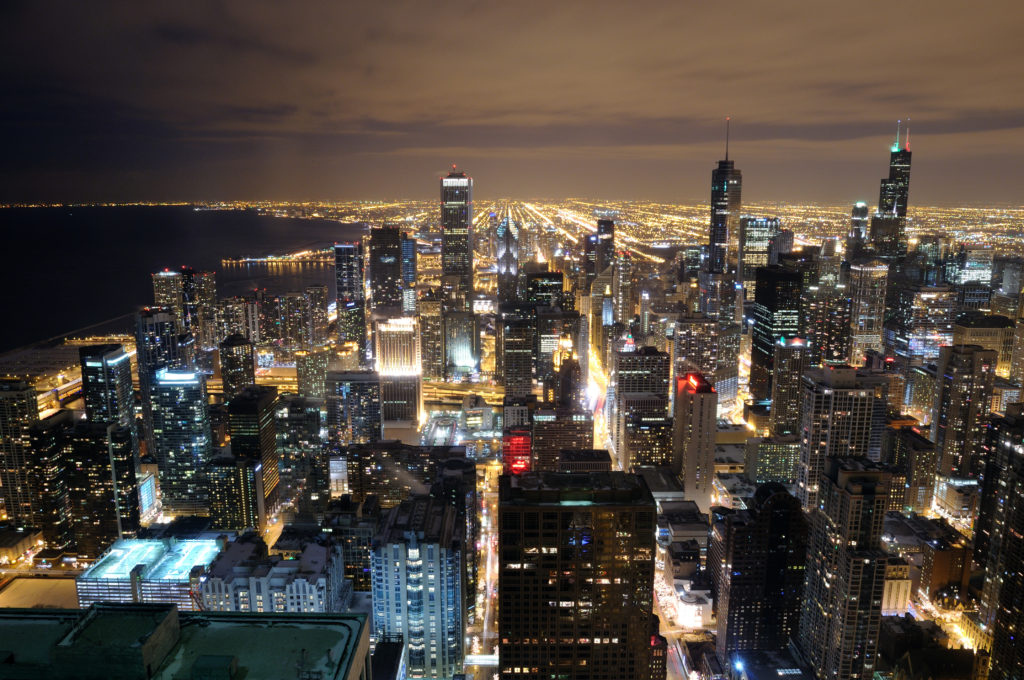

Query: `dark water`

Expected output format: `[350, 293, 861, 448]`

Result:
[0, 206, 366, 352]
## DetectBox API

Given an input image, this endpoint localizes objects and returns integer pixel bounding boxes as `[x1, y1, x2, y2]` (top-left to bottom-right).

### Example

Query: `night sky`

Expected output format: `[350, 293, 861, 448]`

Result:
[2, 1, 1022, 204]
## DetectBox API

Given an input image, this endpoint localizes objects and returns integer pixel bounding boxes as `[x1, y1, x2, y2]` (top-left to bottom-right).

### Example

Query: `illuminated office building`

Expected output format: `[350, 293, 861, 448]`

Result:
[526, 271, 564, 308]
[624, 414, 674, 469]
[152, 269, 186, 331]
[870, 123, 912, 258]
[709, 138, 742, 276]
[65, 422, 139, 558]
[306, 284, 330, 347]
[228, 385, 280, 513]
[673, 372, 718, 511]
[798, 458, 893, 680]
[0, 378, 41, 524]
[887, 283, 955, 363]
[418, 291, 444, 380]
[502, 427, 532, 475]
[440, 167, 473, 310]
[932, 344, 996, 478]
[531, 408, 593, 472]
[888, 426, 937, 515]
[375, 317, 420, 375]
[78, 343, 134, 430]
[498, 472, 662, 680]
[335, 241, 368, 363]
[847, 201, 870, 256]
[372, 495, 465, 679]
[609, 346, 670, 466]
[945, 245, 994, 286]
[769, 337, 808, 437]
[738, 216, 780, 300]
[595, 218, 616, 275]
[848, 261, 889, 365]
[952, 312, 1015, 378]
[151, 368, 212, 516]
[219, 333, 255, 401]
[750, 266, 802, 401]
[27, 410, 74, 548]
[673, 310, 719, 378]
[709, 483, 806, 658]
[443, 311, 478, 378]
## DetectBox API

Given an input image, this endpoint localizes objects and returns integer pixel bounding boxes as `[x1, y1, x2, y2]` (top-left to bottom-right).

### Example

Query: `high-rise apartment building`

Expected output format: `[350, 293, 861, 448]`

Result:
[26, 410, 74, 548]
[498, 472, 662, 680]
[798, 458, 893, 680]
[295, 346, 329, 400]
[372, 495, 465, 679]
[151, 368, 212, 516]
[797, 366, 883, 510]
[208, 455, 265, 532]
[768, 337, 808, 437]
[325, 371, 381, 445]
[335, 241, 368, 363]
[673, 372, 718, 511]
[1, 378, 41, 524]
[932, 344, 996, 478]
[79, 344, 134, 429]
[709, 483, 807, 658]
[418, 291, 445, 380]
[305, 284, 330, 347]
[369, 225, 404, 312]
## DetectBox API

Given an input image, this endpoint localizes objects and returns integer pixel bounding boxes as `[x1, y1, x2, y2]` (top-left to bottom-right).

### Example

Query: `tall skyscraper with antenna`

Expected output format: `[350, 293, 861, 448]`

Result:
[441, 165, 474, 311]
[708, 118, 742, 276]
[870, 120, 912, 258]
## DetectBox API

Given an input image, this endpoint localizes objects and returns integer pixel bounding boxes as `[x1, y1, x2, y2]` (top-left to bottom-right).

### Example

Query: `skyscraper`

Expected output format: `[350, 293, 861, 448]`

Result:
[932, 343, 996, 478]
[498, 472, 662, 680]
[870, 122, 912, 258]
[79, 344, 134, 429]
[440, 166, 473, 311]
[335, 241, 368, 363]
[372, 495, 465, 679]
[798, 458, 893, 680]
[847, 201, 870, 256]
[375, 317, 421, 423]
[151, 368, 212, 516]
[208, 455, 265, 532]
[27, 410, 74, 549]
[609, 346, 670, 466]
[797, 366, 883, 510]
[595, 218, 616, 275]
[709, 483, 807, 658]
[531, 408, 594, 471]
[738, 216, 780, 300]
[847, 261, 889, 365]
[218, 333, 255, 401]
[295, 346, 329, 400]
[750, 266, 803, 401]
[497, 216, 520, 304]
[325, 371, 381, 445]
[0, 378, 40, 524]
[305, 284, 330, 347]
[768, 337, 808, 437]
[673, 372, 718, 511]
[418, 290, 444, 380]
[228, 385, 280, 513]
[709, 123, 742, 276]
[369, 224, 404, 312]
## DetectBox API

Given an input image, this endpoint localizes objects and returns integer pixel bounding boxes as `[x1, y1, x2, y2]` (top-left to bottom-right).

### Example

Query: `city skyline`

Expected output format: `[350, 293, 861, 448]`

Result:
[2, 2, 1023, 204]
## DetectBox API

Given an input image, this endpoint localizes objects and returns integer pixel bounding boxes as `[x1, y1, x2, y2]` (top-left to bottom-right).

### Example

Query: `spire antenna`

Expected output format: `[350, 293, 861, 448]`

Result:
[905, 118, 911, 151]
[725, 116, 731, 161]
[895, 119, 901, 150]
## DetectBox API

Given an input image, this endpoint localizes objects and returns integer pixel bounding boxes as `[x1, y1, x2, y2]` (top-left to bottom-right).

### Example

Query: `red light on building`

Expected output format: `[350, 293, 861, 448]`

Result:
[503, 431, 532, 475]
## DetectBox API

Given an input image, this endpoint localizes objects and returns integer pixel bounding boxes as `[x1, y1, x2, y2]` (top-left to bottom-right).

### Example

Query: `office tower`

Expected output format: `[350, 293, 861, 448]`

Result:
[151, 368, 212, 516]
[27, 410, 74, 548]
[295, 346, 329, 400]
[497, 216, 520, 304]
[440, 166, 473, 311]
[136, 306, 195, 452]
[372, 495, 464, 679]
[0, 378, 41, 524]
[624, 414, 674, 469]
[673, 372, 718, 510]
[532, 408, 593, 471]
[750, 266, 803, 401]
[870, 123, 912, 258]
[797, 366, 882, 510]
[228, 385, 280, 512]
[218, 333, 255, 400]
[369, 225, 403, 312]
[745, 435, 801, 484]
[976, 406, 1024, 677]
[400, 232, 418, 313]
[217, 294, 260, 343]
[709, 129, 742, 276]
[274, 395, 324, 515]
[932, 344, 996, 477]
[887, 283, 956, 363]
[769, 337, 808, 436]
[613, 251, 634, 323]
[595, 218, 616, 274]
[502, 426, 532, 474]
[945, 245, 994, 286]
[847, 201, 870, 256]
[443, 311, 479, 378]
[609, 346, 670, 466]
[371, 316, 421, 423]
[418, 291, 444, 380]
[65, 423, 139, 558]
[709, 483, 806, 658]
[767, 229, 794, 265]
[335, 241, 368, 362]
[325, 371, 381, 445]
[304, 284, 330, 347]
[888, 426, 937, 514]
[848, 261, 889, 365]
[555, 354, 584, 409]
[498, 472, 661, 680]
[953, 313, 1015, 377]
[526, 271, 564, 307]
[324, 495, 382, 591]
[673, 310, 719, 377]
[804, 282, 852, 367]
[78, 344, 134, 429]
[738, 216, 780, 300]
[798, 458, 892, 680]
[208, 455, 265, 532]
[153, 268, 216, 341]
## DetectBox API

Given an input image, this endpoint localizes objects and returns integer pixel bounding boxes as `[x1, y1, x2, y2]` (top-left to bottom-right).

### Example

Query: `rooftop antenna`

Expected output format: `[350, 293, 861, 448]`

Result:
[725, 117, 731, 160]
[905, 118, 911, 151]
[894, 119, 901, 151]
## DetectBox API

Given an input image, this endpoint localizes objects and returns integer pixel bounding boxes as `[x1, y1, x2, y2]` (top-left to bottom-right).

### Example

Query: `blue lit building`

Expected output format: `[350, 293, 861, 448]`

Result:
[151, 368, 212, 516]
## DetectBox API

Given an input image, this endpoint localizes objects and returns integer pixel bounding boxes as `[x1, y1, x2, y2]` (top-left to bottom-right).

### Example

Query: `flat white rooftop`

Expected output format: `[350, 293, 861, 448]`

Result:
[78, 539, 221, 582]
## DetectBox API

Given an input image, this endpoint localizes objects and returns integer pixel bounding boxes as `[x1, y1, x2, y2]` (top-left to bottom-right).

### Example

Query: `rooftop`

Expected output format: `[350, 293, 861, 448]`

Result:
[78, 539, 222, 583]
